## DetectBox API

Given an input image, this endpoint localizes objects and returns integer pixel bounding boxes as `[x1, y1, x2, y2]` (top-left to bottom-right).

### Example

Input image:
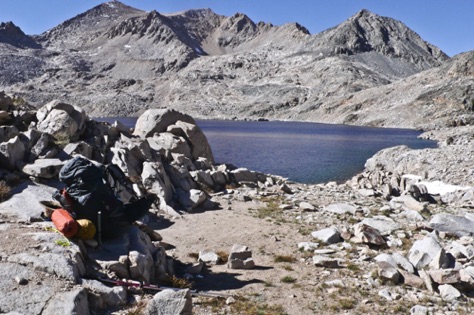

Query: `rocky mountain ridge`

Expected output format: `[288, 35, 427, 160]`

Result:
[1, 1, 469, 130]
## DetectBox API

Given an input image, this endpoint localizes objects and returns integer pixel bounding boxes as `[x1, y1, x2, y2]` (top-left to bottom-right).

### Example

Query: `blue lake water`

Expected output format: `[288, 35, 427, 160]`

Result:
[98, 118, 437, 184]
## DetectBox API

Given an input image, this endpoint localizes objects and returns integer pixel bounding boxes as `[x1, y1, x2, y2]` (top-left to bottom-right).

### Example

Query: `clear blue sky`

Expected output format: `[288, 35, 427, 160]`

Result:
[1, 0, 472, 57]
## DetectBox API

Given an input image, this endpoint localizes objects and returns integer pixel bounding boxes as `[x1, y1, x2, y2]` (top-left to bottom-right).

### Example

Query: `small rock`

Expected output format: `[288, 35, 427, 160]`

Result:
[323, 203, 356, 215]
[15, 276, 28, 285]
[184, 262, 204, 275]
[299, 202, 315, 211]
[418, 269, 435, 292]
[227, 258, 255, 269]
[198, 250, 220, 265]
[378, 288, 395, 301]
[353, 223, 386, 246]
[280, 184, 293, 194]
[408, 235, 442, 269]
[392, 252, 415, 274]
[298, 242, 319, 251]
[428, 269, 460, 284]
[399, 270, 425, 290]
[410, 305, 429, 315]
[312, 255, 341, 268]
[438, 284, 461, 301]
[228, 244, 252, 261]
[377, 261, 400, 284]
[428, 248, 454, 270]
[311, 227, 341, 244]
[358, 188, 376, 197]
[226, 297, 236, 305]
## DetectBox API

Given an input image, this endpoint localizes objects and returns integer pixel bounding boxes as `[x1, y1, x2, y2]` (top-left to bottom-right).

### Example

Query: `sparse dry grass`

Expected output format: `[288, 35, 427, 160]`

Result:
[0, 181, 11, 202]
[274, 254, 295, 263]
[280, 276, 296, 284]
[216, 250, 229, 264]
[196, 295, 287, 315]
[163, 275, 193, 289]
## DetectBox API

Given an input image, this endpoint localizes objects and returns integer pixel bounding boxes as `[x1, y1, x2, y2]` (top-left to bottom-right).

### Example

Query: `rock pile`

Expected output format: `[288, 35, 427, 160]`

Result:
[0, 94, 284, 314]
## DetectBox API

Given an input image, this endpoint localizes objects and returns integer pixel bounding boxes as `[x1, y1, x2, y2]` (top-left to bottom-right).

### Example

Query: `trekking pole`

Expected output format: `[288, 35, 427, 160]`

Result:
[95, 277, 232, 298]
[97, 211, 102, 247]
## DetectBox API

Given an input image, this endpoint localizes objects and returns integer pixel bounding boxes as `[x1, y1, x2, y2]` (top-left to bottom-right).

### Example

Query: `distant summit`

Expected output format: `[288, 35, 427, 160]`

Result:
[312, 9, 449, 69]
[0, 22, 40, 49]
[36, 1, 144, 49]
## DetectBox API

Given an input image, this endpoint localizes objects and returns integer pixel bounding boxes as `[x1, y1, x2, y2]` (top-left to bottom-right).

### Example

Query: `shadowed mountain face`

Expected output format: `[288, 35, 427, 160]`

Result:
[1, 1, 471, 130]
[0, 22, 40, 49]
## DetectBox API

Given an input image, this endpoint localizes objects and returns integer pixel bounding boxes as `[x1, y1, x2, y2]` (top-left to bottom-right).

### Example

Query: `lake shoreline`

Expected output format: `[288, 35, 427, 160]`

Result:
[96, 116, 437, 184]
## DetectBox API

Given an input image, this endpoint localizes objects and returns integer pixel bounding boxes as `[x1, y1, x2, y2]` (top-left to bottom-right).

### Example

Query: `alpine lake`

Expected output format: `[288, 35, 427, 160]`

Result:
[97, 117, 437, 184]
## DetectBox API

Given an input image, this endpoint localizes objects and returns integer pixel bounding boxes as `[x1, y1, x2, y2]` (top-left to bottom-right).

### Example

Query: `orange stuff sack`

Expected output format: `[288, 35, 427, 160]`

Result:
[51, 209, 78, 238]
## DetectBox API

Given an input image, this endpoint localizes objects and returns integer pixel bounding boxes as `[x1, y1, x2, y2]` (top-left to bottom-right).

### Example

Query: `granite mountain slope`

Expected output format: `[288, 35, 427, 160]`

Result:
[1, 1, 469, 130]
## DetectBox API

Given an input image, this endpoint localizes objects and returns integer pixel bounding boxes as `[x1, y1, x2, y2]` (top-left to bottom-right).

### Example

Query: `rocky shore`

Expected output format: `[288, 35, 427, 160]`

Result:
[1, 92, 474, 314]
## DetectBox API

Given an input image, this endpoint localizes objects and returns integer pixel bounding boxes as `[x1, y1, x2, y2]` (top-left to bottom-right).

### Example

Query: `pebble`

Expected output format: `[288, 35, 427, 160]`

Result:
[15, 277, 28, 285]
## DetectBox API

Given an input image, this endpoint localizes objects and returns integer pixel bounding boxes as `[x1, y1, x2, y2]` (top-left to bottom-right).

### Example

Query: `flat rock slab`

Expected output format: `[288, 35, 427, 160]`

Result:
[0, 262, 60, 314]
[323, 203, 356, 215]
[0, 180, 59, 222]
[429, 213, 474, 237]
[360, 216, 401, 235]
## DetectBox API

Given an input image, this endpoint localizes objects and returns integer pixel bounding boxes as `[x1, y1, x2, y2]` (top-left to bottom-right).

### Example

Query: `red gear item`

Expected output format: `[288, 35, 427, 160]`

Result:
[51, 209, 78, 238]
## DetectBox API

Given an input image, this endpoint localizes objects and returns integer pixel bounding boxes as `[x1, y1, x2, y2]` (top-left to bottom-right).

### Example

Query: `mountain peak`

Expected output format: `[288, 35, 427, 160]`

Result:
[316, 9, 448, 67]
[354, 9, 374, 18]
[0, 22, 40, 48]
[37, 0, 144, 48]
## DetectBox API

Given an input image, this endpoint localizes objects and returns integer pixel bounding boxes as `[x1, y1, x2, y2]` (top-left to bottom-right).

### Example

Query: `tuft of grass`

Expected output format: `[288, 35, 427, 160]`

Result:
[274, 255, 295, 263]
[282, 265, 294, 271]
[53, 133, 71, 149]
[339, 298, 356, 310]
[0, 181, 12, 202]
[216, 250, 229, 264]
[297, 226, 312, 236]
[280, 276, 297, 284]
[124, 300, 148, 315]
[55, 238, 71, 247]
[347, 263, 361, 272]
[232, 297, 286, 315]
[163, 275, 193, 289]
[253, 196, 287, 223]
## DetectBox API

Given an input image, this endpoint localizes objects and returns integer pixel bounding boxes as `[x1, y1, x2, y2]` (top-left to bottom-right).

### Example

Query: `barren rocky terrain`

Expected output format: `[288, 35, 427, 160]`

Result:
[0, 1, 474, 314]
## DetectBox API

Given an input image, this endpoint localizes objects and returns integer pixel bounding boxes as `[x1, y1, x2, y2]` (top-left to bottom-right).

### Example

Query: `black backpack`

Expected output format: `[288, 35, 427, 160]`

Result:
[54, 156, 152, 240]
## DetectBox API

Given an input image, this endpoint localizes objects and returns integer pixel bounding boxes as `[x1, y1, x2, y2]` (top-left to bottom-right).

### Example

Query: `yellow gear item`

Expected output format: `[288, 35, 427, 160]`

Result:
[75, 219, 96, 240]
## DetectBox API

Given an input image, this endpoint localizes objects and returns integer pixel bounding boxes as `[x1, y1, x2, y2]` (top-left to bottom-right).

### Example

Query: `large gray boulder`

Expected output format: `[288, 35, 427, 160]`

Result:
[0, 125, 19, 142]
[22, 158, 64, 179]
[0, 180, 56, 221]
[141, 161, 175, 203]
[144, 289, 192, 315]
[408, 235, 443, 269]
[36, 100, 88, 141]
[42, 289, 90, 315]
[311, 227, 341, 244]
[149, 132, 193, 160]
[173, 121, 214, 163]
[0, 135, 25, 169]
[429, 213, 474, 237]
[133, 109, 195, 139]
